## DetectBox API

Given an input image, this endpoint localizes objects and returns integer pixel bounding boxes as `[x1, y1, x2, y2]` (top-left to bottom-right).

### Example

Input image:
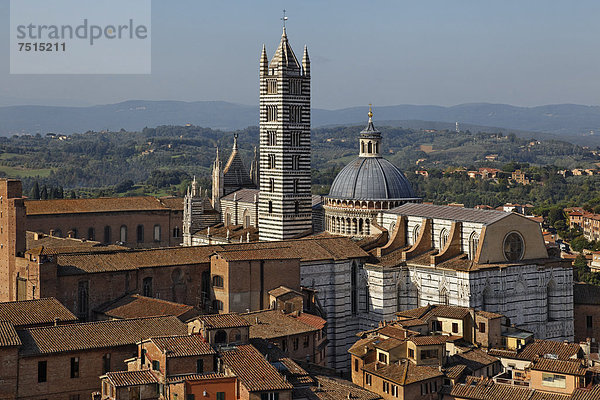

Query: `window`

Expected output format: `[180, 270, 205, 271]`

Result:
[469, 231, 480, 260]
[503, 232, 524, 262]
[378, 352, 388, 364]
[431, 320, 442, 332]
[294, 201, 299, 215]
[173, 226, 180, 238]
[292, 155, 300, 170]
[587, 315, 593, 329]
[212, 275, 224, 288]
[187, 395, 196, 400]
[354, 359, 359, 372]
[408, 348, 415, 358]
[267, 79, 277, 94]
[260, 393, 279, 400]
[104, 226, 111, 243]
[268, 201, 273, 214]
[137, 224, 144, 243]
[439, 228, 449, 249]
[213, 300, 223, 311]
[267, 130, 277, 146]
[69, 395, 80, 400]
[196, 359, 204, 374]
[420, 349, 438, 360]
[293, 338, 299, 351]
[216, 393, 225, 400]
[70, 228, 78, 238]
[77, 281, 89, 320]
[70, 357, 79, 378]
[143, 277, 153, 297]
[479, 322, 486, 333]
[291, 131, 301, 147]
[268, 154, 276, 169]
[412, 224, 421, 244]
[282, 339, 287, 352]
[293, 179, 299, 193]
[452, 323, 459, 333]
[152, 360, 160, 371]
[289, 105, 302, 123]
[102, 353, 111, 374]
[303, 335, 309, 348]
[391, 384, 398, 397]
[267, 106, 278, 122]
[289, 79, 301, 94]
[215, 330, 227, 343]
[38, 360, 47, 383]
[421, 383, 429, 395]
[88, 227, 95, 241]
[542, 373, 566, 388]
[269, 178, 275, 193]
[153, 225, 161, 242]
[120, 225, 127, 243]
[365, 373, 372, 386]
[383, 381, 389, 393]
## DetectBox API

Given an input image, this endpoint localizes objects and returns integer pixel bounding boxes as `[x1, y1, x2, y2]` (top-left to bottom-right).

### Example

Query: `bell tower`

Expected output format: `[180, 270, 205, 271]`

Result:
[258, 24, 312, 241]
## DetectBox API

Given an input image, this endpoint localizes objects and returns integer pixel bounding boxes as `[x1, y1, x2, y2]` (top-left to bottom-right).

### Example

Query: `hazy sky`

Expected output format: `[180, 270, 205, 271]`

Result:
[1, 0, 599, 109]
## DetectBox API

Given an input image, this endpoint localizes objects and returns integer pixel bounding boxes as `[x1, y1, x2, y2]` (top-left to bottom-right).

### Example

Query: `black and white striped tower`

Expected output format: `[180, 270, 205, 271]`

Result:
[258, 22, 312, 241]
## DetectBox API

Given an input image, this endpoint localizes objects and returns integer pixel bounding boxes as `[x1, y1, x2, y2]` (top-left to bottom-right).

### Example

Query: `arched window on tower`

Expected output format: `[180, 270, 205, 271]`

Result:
[294, 201, 299, 215]
[269, 178, 275, 193]
[268, 201, 273, 214]
[137, 225, 144, 243]
[469, 231, 480, 260]
[439, 287, 449, 305]
[412, 224, 421, 245]
[439, 228, 449, 250]
[120, 225, 127, 243]
[368, 142, 372, 153]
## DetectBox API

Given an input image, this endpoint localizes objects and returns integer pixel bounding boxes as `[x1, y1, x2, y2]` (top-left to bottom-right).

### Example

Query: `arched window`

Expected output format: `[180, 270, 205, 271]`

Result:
[77, 280, 89, 320]
[225, 208, 232, 226]
[173, 226, 180, 238]
[214, 329, 227, 342]
[104, 226, 111, 243]
[153, 225, 161, 242]
[212, 275, 224, 288]
[213, 300, 224, 312]
[292, 155, 300, 170]
[243, 209, 250, 228]
[293, 179, 299, 193]
[120, 225, 127, 243]
[294, 201, 299, 215]
[70, 228, 78, 238]
[230, 329, 242, 343]
[547, 279, 558, 321]
[88, 227, 95, 241]
[439, 228, 449, 250]
[412, 224, 421, 244]
[503, 232, 524, 262]
[54, 229, 62, 238]
[368, 142, 372, 153]
[142, 277, 152, 297]
[439, 287, 449, 305]
[482, 286, 492, 311]
[268, 201, 273, 214]
[469, 231, 480, 260]
[269, 178, 275, 193]
[137, 225, 144, 243]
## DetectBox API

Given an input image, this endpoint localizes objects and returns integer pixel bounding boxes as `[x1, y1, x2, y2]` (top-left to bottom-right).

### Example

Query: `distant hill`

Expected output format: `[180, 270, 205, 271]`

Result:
[3, 100, 600, 144]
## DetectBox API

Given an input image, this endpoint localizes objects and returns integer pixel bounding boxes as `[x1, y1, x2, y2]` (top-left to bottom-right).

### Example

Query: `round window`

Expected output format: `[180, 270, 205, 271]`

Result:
[503, 232, 524, 262]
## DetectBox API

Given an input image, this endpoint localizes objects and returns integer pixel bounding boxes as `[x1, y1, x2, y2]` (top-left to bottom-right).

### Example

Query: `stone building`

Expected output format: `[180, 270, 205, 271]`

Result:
[258, 27, 313, 241]
[323, 107, 420, 237]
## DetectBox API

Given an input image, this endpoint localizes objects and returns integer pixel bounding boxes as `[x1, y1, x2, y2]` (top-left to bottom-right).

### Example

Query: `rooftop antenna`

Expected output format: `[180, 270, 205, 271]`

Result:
[281, 9, 288, 29]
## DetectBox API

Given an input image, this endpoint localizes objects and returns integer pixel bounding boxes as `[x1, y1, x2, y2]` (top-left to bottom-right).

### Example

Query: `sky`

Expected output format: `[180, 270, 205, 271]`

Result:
[0, 0, 599, 109]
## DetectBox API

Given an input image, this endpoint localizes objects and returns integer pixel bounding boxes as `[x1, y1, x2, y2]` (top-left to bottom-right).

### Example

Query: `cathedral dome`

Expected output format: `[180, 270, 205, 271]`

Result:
[328, 157, 415, 200]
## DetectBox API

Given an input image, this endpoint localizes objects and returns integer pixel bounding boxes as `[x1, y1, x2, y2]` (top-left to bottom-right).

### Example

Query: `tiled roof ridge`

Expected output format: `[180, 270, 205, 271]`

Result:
[24, 315, 178, 332]
[0, 296, 60, 305]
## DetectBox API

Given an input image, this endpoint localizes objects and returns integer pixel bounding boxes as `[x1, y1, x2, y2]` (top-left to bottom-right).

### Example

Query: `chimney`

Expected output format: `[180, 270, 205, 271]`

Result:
[49, 229, 55, 236]
[255, 316, 259, 324]
[53, 317, 59, 326]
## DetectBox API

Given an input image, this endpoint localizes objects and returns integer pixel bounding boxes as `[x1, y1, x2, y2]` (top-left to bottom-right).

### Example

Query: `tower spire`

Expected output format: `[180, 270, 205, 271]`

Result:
[233, 133, 238, 151]
[281, 9, 288, 33]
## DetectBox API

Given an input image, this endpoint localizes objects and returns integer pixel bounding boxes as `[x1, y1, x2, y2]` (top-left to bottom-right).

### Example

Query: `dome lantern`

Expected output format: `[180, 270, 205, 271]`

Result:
[359, 104, 382, 158]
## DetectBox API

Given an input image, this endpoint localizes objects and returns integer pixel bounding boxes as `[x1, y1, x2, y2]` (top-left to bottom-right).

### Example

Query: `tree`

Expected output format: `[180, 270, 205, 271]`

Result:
[31, 181, 40, 200]
[40, 185, 48, 200]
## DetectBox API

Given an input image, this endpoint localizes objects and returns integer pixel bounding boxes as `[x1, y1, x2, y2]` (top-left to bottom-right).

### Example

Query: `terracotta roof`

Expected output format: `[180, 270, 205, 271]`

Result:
[363, 360, 443, 385]
[375, 337, 404, 351]
[220, 344, 293, 392]
[378, 325, 409, 340]
[0, 298, 77, 327]
[197, 313, 251, 330]
[427, 305, 471, 319]
[444, 363, 467, 380]
[530, 358, 587, 376]
[297, 375, 382, 400]
[529, 392, 572, 400]
[214, 247, 300, 261]
[249, 338, 313, 387]
[348, 337, 380, 358]
[572, 385, 600, 400]
[241, 310, 320, 340]
[94, 294, 197, 321]
[475, 310, 504, 320]
[167, 372, 234, 383]
[148, 335, 216, 357]
[450, 377, 535, 400]
[409, 335, 457, 346]
[26, 231, 127, 254]
[268, 286, 302, 298]
[25, 196, 168, 215]
[103, 370, 159, 387]
[294, 313, 327, 330]
[446, 349, 499, 375]
[396, 305, 434, 319]
[0, 321, 21, 347]
[18, 316, 186, 356]
[158, 197, 184, 210]
[574, 282, 600, 305]
[499, 339, 582, 361]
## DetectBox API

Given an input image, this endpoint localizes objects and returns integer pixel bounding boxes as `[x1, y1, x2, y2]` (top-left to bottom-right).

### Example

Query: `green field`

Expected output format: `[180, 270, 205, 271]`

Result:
[0, 166, 53, 178]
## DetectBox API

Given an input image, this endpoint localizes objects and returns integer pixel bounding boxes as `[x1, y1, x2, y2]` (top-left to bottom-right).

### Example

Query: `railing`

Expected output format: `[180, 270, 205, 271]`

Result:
[494, 377, 530, 387]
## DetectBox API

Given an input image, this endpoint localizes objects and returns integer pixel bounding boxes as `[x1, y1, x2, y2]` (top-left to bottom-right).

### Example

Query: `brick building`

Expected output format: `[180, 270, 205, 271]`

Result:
[573, 283, 600, 351]
[0, 315, 186, 400]
[24, 196, 184, 248]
